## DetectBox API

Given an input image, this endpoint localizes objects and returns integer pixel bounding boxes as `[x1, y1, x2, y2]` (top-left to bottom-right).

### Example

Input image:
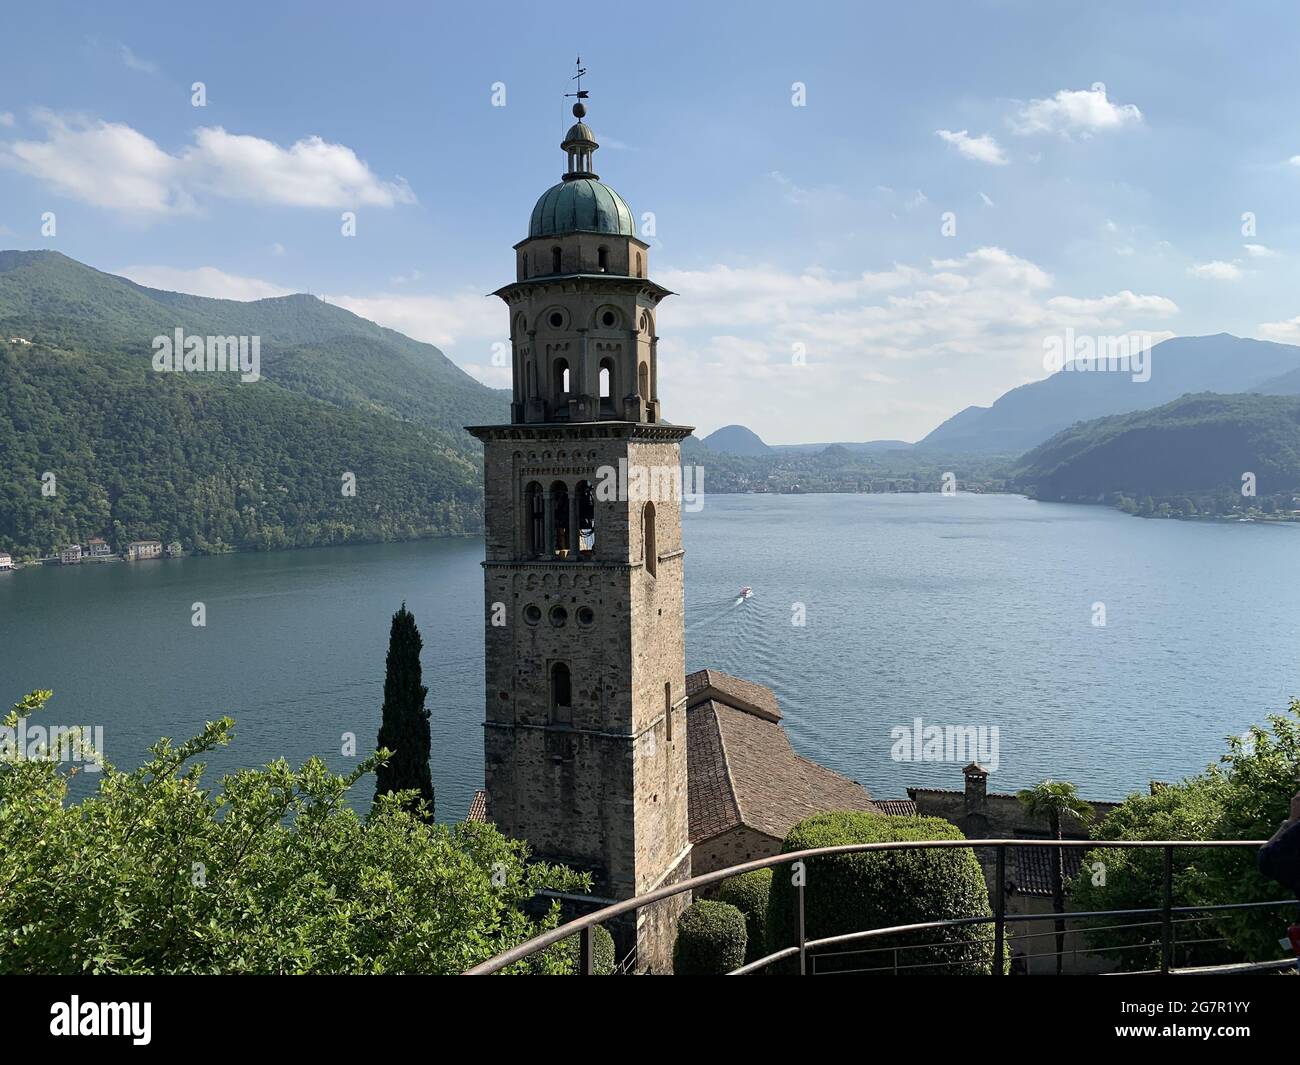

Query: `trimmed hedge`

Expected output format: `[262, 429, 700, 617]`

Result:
[718, 868, 773, 963]
[557, 924, 616, 975]
[672, 900, 747, 975]
[766, 811, 998, 974]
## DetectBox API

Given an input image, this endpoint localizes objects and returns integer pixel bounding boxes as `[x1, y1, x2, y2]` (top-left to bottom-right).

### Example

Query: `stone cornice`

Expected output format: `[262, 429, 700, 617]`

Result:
[491, 274, 673, 305]
[466, 421, 694, 443]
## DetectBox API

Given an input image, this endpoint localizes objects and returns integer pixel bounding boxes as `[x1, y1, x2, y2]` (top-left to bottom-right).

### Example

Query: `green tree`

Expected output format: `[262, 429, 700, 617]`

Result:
[1074, 703, 1300, 969]
[374, 603, 434, 818]
[673, 900, 747, 975]
[1016, 780, 1093, 975]
[0, 690, 587, 974]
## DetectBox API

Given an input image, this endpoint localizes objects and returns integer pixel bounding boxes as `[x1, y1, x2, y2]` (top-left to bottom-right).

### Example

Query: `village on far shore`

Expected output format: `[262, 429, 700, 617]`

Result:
[0, 538, 184, 571]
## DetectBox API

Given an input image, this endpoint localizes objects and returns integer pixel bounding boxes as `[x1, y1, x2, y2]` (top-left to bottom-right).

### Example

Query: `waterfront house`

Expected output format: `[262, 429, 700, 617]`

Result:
[85, 537, 111, 558]
[165, 541, 183, 558]
[60, 544, 82, 565]
[124, 539, 163, 561]
[0, 552, 12, 571]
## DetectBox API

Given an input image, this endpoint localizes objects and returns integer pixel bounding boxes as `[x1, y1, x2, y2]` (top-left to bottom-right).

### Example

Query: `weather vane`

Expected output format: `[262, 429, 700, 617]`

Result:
[564, 57, 589, 115]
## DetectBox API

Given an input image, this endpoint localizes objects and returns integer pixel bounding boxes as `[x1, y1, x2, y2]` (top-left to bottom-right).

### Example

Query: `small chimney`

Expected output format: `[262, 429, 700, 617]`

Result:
[963, 761, 988, 818]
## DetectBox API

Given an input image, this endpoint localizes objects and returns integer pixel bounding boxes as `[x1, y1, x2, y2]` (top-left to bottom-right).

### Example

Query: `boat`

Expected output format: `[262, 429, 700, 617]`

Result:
[738, 586, 753, 600]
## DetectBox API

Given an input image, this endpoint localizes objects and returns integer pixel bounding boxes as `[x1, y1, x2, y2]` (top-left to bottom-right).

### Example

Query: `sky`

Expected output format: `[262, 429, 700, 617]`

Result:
[4, 0, 1300, 443]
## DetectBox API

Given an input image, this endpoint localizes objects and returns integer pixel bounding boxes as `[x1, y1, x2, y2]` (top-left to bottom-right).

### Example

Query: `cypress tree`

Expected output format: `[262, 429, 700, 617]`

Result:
[374, 602, 434, 818]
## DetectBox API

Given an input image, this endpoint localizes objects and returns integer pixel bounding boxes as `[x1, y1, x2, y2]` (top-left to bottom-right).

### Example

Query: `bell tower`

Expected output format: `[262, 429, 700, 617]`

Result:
[467, 75, 692, 972]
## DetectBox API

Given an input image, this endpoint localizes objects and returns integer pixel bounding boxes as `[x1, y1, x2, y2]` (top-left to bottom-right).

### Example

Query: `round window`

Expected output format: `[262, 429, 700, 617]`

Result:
[523, 604, 541, 625]
[577, 606, 595, 627]
[549, 605, 568, 627]
[601, 311, 616, 328]
[549, 311, 564, 328]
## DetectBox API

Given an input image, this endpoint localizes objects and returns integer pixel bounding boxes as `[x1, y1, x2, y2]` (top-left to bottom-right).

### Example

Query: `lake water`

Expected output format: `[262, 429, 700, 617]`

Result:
[3, 493, 1299, 819]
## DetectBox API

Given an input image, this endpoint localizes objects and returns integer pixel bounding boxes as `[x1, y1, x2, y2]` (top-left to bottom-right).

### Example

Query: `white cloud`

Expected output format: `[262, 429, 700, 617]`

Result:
[935, 129, 1008, 165]
[650, 249, 1180, 440]
[1243, 243, 1277, 258]
[1188, 260, 1242, 280]
[324, 289, 503, 352]
[0, 111, 415, 216]
[1259, 316, 1300, 342]
[120, 45, 158, 75]
[117, 264, 294, 301]
[1010, 86, 1143, 137]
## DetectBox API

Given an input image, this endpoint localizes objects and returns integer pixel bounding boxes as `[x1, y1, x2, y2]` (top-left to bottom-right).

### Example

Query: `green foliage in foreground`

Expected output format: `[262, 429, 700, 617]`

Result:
[0, 690, 588, 974]
[717, 868, 772, 963]
[1073, 700, 1300, 970]
[672, 899, 747, 975]
[766, 810, 997, 975]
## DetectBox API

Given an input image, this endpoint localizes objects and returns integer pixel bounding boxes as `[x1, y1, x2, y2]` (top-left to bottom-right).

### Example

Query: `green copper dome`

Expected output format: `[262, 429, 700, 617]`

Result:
[529, 177, 635, 239]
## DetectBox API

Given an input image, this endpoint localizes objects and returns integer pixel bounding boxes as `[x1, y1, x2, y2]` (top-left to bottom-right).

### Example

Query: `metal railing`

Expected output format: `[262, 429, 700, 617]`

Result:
[464, 838, 1290, 975]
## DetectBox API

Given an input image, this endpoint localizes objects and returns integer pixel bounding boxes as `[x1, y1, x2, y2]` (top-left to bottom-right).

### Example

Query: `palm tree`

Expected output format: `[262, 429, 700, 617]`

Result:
[1016, 780, 1094, 975]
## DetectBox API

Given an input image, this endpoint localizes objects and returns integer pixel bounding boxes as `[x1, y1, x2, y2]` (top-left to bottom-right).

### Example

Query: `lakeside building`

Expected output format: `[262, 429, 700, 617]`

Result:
[0, 552, 12, 571]
[85, 537, 111, 558]
[165, 541, 183, 558]
[906, 762, 1123, 974]
[464, 90, 871, 972]
[124, 539, 162, 561]
[59, 544, 82, 565]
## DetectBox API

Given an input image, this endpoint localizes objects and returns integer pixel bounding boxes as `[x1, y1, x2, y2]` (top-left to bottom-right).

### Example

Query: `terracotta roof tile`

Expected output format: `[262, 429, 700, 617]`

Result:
[687, 690, 875, 844]
[685, 668, 782, 722]
[876, 799, 918, 817]
[466, 789, 488, 823]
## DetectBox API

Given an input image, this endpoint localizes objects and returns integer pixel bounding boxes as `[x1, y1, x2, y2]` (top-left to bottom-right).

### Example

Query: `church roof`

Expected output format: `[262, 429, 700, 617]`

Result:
[685, 670, 876, 844]
[529, 177, 635, 238]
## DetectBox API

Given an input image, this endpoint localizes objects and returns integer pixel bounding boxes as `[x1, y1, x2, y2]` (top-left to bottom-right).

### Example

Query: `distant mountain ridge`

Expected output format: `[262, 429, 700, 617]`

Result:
[920, 334, 1300, 454]
[701, 424, 771, 456]
[1014, 392, 1300, 504]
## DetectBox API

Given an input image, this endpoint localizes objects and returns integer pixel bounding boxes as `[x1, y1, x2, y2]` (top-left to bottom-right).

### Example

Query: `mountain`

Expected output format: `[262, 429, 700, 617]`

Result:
[0, 251, 509, 440]
[771, 440, 913, 454]
[1013, 392, 1300, 504]
[701, 424, 771, 456]
[0, 251, 508, 557]
[920, 334, 1300, 454]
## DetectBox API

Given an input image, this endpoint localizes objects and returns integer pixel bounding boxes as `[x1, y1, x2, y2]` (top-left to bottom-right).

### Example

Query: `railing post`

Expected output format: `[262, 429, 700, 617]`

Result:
[1160, 845, 1173, 974]
[579, 924, 595, 975]
[797, 877, 807, 976]
[993, 844, 1005, 975]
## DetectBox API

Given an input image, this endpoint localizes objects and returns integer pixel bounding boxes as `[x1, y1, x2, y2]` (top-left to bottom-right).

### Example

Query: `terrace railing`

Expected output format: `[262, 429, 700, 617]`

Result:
[463, 838, 1292, 975]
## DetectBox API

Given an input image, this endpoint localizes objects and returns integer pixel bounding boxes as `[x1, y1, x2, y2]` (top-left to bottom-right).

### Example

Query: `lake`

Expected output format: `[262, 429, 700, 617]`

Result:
[3, 493, 1298, 820]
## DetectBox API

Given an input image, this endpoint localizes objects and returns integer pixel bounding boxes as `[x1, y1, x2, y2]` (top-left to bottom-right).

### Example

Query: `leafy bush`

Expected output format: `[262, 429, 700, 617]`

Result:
[672, 900, 747, 975]
[766, 810, 997, 974]
[0, 690, 588, 974]
[559, 924, 616, 975]
[1073, 701, 1300, 969]
[718, 868, 772, 963]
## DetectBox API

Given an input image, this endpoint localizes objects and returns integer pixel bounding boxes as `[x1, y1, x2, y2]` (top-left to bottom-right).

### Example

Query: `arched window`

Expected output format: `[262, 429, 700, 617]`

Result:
[550, 662, 572, 724]
[598, 246, 609, 272]
[552, 246, 562, 274]
[638, 361, 649, 400]
[576, 480, 595, 552]
[636, 252, 643, 278]
[520, 253, 528, 279]
[551, 480, 570, 555]
[553, 358, 570, 399]
[664, 681, 673, 742]
[643, 501, 657, 578]
[598, 360, 612, 399]
[525, 482, 544, 555]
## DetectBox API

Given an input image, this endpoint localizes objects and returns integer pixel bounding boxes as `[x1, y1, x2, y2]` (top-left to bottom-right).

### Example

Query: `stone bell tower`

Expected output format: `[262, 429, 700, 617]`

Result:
[466, 81, 692, 971]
